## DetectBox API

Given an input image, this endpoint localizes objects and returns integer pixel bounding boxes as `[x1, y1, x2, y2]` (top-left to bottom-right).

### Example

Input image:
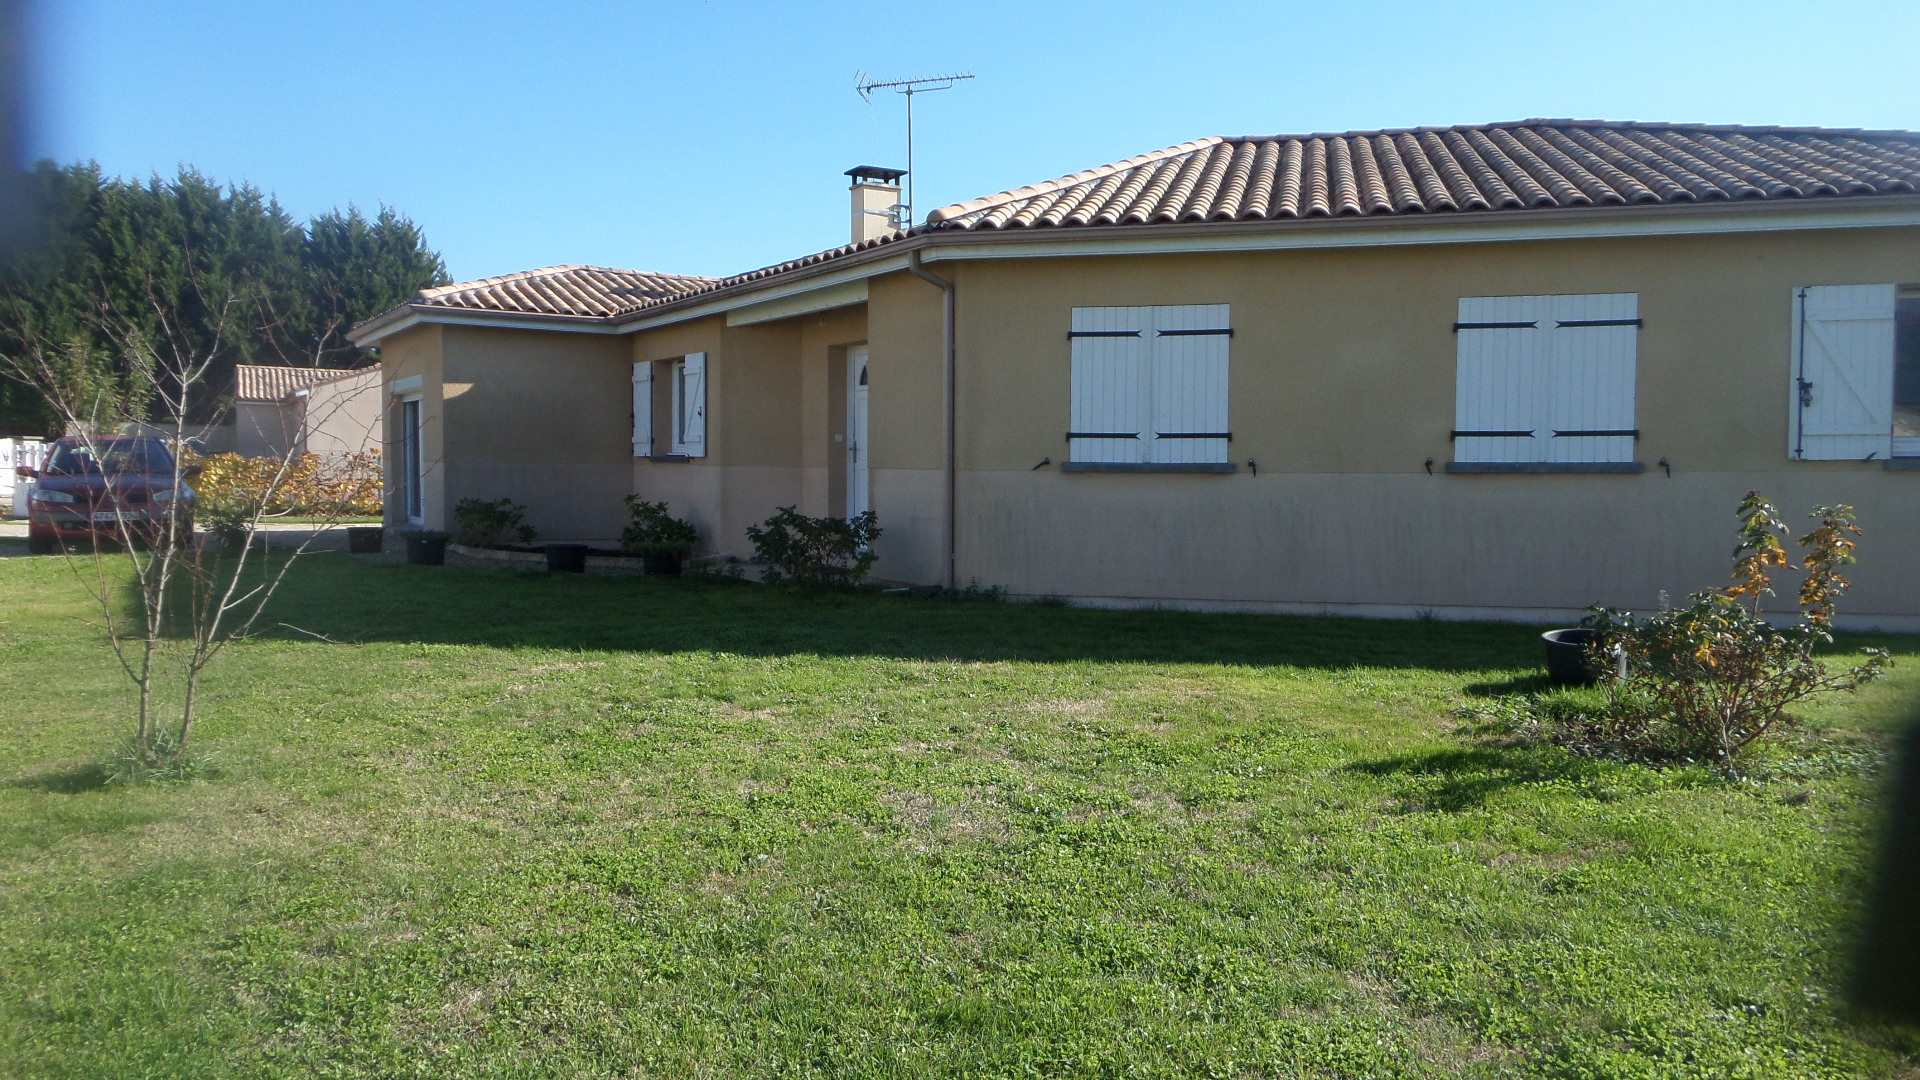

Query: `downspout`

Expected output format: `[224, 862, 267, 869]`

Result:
[907, 248, 956, 590]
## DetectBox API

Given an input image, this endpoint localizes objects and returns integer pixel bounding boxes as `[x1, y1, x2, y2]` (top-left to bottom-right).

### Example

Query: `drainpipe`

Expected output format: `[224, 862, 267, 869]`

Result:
[907, 248, 956, 591]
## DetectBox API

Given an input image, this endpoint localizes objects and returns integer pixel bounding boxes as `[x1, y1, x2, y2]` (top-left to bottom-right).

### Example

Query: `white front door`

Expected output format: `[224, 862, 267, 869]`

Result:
[847, 346, 870, 519]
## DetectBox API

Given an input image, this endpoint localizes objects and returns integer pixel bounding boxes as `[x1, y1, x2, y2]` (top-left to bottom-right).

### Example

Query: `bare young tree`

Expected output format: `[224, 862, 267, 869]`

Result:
[2, 283, 374, 775]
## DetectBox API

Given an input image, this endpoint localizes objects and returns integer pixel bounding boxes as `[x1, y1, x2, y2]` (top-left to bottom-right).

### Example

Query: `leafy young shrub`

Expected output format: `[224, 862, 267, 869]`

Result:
[745, 506, 880, 585]
[451, 497, 534, 548]
[620, 498, 698, 556]
[1581, 492, 1890, 770]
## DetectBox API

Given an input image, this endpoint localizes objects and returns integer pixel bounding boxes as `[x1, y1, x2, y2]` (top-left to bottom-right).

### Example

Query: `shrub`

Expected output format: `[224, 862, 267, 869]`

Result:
[620, 498, 698, 557]
[1579, 492, 1890, 771]
[745, 506, 880, 585]
[191, 449, 382, 546]
[451, 497, 534, 548]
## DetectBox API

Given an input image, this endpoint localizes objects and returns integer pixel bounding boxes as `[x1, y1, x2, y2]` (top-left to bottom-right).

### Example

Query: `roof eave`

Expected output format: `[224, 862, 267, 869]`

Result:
[355, 191, 1920, 346]
[347, 302, 633, 348]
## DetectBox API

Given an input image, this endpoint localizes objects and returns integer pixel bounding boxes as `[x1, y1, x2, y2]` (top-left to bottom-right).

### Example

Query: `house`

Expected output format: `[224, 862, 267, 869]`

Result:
[230, 364, 383, 460]
[348, 120, 1920, 629]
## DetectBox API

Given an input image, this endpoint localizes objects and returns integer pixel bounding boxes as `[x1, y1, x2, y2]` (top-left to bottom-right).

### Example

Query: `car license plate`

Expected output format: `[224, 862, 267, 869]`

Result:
[91, 511, 141, 523]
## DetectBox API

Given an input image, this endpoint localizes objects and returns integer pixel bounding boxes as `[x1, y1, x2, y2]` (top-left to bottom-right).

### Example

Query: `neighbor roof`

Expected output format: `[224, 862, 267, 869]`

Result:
[413, 264, 718, 318]
[926, 120, 1920, 230]
[233, 364, 368, 403]
[351, 120, 1920, 339]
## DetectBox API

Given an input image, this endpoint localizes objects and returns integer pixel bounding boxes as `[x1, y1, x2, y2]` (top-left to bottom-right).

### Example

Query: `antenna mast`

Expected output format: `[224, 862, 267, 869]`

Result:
[856, 71, 974, 227]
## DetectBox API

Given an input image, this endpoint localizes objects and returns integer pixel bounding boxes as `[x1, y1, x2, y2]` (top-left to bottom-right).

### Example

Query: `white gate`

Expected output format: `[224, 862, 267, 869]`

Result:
[1, 439, 45, 517]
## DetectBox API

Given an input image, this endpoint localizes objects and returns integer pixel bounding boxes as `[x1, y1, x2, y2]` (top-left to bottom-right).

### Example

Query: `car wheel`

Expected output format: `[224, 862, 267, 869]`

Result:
[26, 532, 55, 555]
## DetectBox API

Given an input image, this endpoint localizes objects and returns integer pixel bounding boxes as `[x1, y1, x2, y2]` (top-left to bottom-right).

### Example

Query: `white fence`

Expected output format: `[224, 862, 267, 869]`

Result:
[1, 438, 46, 517]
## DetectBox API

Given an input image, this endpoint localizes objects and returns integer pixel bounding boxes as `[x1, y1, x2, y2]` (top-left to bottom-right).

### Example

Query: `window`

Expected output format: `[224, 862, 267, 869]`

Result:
[398, 396, 423, 523]
[1451, 293, 1641, 473]
[1790, 284, 1919, 461]
[1065, 304, 1232, 473]
[633, 351, 706, 459]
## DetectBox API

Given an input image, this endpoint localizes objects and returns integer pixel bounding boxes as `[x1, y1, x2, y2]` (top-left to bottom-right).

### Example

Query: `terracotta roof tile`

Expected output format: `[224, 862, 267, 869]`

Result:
[924, 120, 1920, 230]
[234, 364, 366, 402]
[414, 264, 717, 318]
[355, 120, 1920, 337]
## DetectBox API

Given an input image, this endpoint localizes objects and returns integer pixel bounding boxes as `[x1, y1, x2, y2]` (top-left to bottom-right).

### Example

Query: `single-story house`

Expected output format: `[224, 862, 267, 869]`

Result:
[349, 120, 1920, 629]
[231, 364, 383, 460]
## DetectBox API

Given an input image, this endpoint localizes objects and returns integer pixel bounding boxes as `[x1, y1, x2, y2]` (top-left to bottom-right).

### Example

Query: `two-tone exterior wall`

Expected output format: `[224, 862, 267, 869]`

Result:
[379, 324, 632, 539]
[378, 221, 1920, 628]
[625, 305, 877, 559]
[938, 225, 1920, 627]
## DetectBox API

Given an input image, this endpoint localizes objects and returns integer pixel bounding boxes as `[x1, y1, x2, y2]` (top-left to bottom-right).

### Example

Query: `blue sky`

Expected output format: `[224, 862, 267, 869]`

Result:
[22, 0, 1920, 283]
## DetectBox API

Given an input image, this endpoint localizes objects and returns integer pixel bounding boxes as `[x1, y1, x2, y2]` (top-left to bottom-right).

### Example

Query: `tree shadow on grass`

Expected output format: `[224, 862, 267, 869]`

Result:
[240, 553, 1579, 675]
[1343, 744, 1608, 812]
[6, 763, 112, 794]
[1463, 673, 1558, 698]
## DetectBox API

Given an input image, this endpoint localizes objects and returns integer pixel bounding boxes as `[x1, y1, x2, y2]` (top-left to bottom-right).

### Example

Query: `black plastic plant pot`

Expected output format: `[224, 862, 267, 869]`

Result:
[546, 543, 589, 573]
[642, 551, 683, 577]
[405, 534, 448, 566]
[346, 526, 384, 554]
[1542, 628, 1622, 685]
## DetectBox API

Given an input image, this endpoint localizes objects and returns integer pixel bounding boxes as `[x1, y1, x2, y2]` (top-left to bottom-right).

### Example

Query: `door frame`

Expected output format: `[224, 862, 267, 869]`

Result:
[847, 345, 870, 520]
[399, 395, 424, 526]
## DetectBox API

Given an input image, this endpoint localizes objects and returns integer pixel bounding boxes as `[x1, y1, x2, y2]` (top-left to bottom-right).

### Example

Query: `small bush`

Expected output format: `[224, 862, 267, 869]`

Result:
[938, 579, 1005, 603]
[452, 497, 533, 548]
[621, 498, 698, 556]
[1577, 492, 1889, 771]
[745, 506, 880, 585]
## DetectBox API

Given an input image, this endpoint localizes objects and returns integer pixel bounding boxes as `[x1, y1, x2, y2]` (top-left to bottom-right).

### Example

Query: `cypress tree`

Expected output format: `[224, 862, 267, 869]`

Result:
[0, 161, 449, 434]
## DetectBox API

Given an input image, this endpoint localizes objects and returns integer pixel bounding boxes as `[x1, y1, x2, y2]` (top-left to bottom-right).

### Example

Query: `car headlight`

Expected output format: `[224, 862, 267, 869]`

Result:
[151, 488, 176, 504]
[31, 489, 76, 504]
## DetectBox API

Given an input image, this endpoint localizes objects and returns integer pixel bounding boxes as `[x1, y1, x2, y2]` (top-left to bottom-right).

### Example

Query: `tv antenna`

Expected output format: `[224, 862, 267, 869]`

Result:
[855, 71, 974, 228]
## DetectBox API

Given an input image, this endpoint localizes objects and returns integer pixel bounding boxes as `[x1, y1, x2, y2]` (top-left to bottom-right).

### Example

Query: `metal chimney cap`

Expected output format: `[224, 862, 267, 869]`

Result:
[845, 165, 907, 184]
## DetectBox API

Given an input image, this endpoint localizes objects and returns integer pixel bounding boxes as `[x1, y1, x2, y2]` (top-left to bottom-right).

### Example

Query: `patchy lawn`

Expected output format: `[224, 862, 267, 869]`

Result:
[1, 552, 1917, 1079]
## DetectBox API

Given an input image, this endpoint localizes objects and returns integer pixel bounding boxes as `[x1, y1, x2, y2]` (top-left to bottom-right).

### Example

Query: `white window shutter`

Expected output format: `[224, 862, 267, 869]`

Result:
[631, 360, 652, 457]
[679, 351, 707, 457]
[1454, 295, 1549, 463]
[1069, 307, 1151, 463]
[1148, 304, 1231, 464]
[1545, 293, 1638, 464]
[1793, 285, 1896, 460]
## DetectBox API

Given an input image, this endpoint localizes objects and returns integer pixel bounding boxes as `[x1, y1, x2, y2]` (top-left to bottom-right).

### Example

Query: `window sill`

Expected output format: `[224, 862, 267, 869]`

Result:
[1060, 461, 1236, 474]
[1887, 458, 1920, 471]
[646, 453, 691, 464]
[1446, 461, 1646, 474]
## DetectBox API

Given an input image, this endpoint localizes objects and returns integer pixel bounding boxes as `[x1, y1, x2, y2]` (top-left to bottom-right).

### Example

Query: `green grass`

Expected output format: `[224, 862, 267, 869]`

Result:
[2, 553, 1917, 1079]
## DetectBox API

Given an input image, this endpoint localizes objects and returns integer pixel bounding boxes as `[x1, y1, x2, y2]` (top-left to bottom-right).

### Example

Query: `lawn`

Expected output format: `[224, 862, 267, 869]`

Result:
[1, 549, 1917, 1079]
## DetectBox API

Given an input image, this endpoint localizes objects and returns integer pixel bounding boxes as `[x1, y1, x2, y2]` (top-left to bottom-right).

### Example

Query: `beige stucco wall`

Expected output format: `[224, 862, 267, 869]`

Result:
[386, 220, 1920, 626]
[864, 271, 948, 584]
[625, 307, 871, 560]
[233, 401, 293, 459]
[378, 324, 444, 531]
[430, 326, 634, 542]
[301, 367, 382, 458]
[939, 225, 1920, 625]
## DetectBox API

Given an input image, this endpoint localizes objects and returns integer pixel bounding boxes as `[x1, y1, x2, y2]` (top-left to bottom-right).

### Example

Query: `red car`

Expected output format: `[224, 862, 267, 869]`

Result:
[17, 436, 196, 554]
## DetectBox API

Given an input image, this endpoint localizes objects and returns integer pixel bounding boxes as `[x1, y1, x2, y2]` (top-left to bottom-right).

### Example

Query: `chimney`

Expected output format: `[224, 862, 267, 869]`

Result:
[845, 165, 907, 244]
